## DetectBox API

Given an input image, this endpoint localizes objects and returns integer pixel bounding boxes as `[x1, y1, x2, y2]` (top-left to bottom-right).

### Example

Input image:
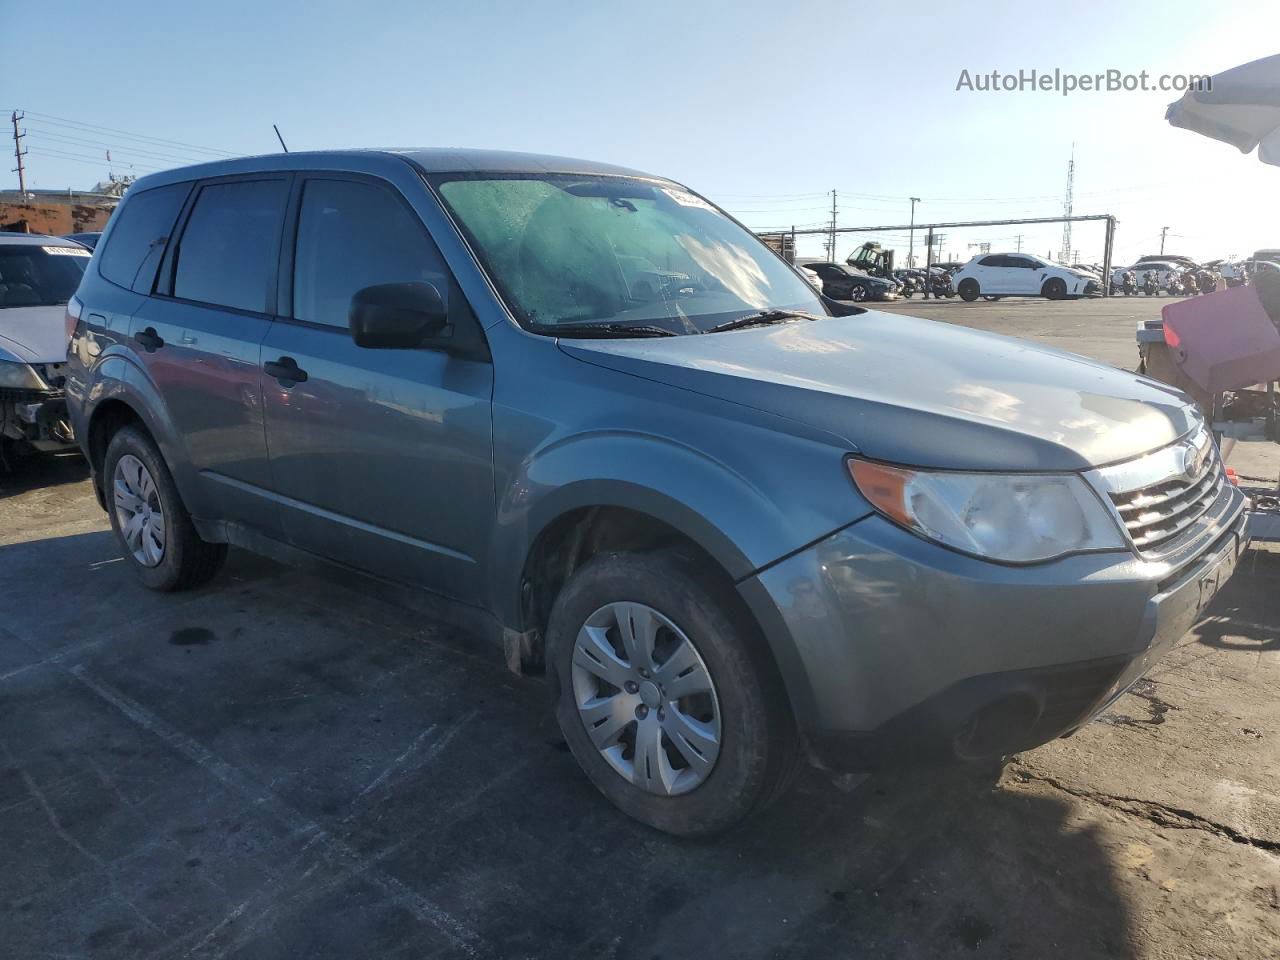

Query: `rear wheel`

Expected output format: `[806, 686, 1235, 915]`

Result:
[958, 278, 980, 302]
[104, 426, 227, 591]
[547, 550, 797, 836]
[1043, 277, 1067, 300]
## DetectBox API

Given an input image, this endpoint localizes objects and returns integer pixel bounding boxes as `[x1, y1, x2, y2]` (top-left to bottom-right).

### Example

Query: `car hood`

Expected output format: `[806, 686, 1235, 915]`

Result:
[0, 305, 69, 364]
[559, 311, 1197, 471]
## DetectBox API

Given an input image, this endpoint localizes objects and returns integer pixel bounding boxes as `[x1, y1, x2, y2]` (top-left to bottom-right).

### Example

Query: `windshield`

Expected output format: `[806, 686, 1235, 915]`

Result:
[433, 174, 825, 335]
[0, 244, 90, 307]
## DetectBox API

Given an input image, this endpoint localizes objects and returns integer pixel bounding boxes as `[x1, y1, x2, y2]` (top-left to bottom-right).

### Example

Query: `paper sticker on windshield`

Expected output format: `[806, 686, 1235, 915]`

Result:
[44, 245, 91, 257]
[661, 187, 715, 211]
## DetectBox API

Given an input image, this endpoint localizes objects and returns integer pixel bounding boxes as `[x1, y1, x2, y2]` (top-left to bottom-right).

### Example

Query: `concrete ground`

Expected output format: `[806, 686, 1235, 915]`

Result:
[3, 297, 1278, 959]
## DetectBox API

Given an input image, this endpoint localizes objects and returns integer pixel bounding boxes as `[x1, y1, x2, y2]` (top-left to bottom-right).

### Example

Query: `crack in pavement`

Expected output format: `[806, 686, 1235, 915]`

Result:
[1010, 764, 1280, 856]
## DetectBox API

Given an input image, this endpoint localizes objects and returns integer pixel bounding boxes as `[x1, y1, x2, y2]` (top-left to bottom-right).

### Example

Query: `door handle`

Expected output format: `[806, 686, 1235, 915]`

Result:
[264, 356, 308, 384]
[134, 327, 165, 352]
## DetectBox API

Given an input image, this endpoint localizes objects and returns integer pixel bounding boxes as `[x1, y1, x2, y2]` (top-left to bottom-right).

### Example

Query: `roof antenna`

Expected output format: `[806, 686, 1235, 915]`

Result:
[273, 124, 289, 152]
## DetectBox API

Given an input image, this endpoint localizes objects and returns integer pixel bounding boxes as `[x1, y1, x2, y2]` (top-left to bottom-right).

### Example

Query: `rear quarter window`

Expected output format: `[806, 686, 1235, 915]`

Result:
[98, 182, 191, 292]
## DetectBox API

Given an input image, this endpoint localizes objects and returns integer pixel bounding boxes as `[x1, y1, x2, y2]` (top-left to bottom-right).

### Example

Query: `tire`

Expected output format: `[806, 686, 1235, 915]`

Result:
[849, 284, 867, 302]
[981, 295, 1001, 302]
[104, 425, 227, 591]
[1043, 277, 1067, 300]
[958, 278, 980, 302]
[547, 549, 797, 836]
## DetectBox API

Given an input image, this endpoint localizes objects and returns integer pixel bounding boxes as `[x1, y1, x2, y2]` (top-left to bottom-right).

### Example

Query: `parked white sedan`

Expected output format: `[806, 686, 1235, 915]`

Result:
[953, 253, 1098, 301]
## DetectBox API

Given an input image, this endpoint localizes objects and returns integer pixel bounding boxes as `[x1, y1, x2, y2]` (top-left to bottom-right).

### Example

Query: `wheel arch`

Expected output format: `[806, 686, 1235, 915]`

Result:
[82, 361, 193, 511]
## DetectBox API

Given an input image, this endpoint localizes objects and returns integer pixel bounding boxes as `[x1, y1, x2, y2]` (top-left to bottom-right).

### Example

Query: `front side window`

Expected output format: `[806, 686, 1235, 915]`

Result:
[173, 179, 288, 313]
[0, 244, 89, 307]
[292, 178, 450, 328]
[434, 174, 824, 335]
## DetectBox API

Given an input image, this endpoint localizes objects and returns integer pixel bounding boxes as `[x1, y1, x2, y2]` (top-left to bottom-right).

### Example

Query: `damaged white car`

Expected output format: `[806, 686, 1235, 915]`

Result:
[0, 234, 87, 464]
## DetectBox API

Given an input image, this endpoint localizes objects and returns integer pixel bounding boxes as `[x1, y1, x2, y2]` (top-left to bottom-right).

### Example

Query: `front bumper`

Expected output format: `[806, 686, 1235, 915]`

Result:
[739, 485, 1248, 769]
[1, 392, 76, 452]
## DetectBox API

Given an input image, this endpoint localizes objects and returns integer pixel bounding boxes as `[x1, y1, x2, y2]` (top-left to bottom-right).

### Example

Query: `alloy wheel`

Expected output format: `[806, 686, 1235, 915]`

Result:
[570, 601, 721, 796]
[113, 454, 166, 567]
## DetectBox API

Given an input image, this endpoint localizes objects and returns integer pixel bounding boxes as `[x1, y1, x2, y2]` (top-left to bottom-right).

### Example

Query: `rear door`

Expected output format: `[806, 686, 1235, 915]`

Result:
[130, 175, 290, 534]
[259, 174, 494, 603]
[974, 255, 1011, 293]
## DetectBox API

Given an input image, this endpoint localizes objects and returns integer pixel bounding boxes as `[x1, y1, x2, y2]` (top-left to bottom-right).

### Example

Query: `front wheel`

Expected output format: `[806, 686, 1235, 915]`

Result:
[104, 425, 227, 591]
[1043, 277, 1067, 300]
[849, 284, 867, 302]
[958, 278, 980, 302]
[548, 550, 797, 836]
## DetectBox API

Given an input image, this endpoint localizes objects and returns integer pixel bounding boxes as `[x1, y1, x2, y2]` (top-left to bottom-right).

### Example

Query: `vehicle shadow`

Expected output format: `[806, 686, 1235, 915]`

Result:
[1192, 548, 1280, 652]
[593, 765, 1135, 959]
[0, 450, 89, 502]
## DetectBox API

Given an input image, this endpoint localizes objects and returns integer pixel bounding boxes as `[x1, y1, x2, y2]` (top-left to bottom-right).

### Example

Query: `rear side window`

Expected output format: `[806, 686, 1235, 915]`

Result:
[291, 178, 449, 328]
[978, 255, 1003, 267]
[173, 179, 288, 313]
[98, 183, 190, 292]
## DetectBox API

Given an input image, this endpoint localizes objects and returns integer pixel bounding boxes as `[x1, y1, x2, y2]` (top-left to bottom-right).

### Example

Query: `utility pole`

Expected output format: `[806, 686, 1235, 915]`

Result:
[11, 110, 27, 198]
[1160, 226, 1169, 255]
[1015, 234, 1023, 252]
[908, 197, 920, 268]
[827, 190, 838, 262]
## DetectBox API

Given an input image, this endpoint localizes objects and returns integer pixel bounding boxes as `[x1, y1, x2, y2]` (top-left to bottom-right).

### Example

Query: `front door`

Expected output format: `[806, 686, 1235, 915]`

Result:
[260, 175, 494, 604]
[130, 175, 290, 535]
[1006, 256, 1042, 294]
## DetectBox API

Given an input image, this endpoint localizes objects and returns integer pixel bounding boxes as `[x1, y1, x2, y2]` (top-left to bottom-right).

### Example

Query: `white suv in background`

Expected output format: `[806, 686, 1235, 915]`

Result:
[953, 253, 1098, 301]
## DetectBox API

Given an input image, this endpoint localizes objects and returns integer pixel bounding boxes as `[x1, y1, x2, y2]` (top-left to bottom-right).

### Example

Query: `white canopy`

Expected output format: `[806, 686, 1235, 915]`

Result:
[1166, 54, 1280, 166]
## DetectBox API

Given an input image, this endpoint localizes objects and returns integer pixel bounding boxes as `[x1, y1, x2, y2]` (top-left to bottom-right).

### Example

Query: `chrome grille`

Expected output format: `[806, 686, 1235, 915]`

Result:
[1097, 427, 1224, 556]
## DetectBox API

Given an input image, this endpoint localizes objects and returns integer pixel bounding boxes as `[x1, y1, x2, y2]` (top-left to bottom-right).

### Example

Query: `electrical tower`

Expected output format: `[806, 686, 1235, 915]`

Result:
[1058, 146, 1075, 263]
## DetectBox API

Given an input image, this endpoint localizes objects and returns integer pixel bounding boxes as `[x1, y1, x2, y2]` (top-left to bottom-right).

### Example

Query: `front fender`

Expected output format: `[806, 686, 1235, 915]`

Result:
[490, 426, 868, 624]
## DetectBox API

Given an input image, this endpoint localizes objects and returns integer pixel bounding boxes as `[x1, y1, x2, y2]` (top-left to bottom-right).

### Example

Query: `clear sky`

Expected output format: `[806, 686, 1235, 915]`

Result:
[3, 0, 1277, 267]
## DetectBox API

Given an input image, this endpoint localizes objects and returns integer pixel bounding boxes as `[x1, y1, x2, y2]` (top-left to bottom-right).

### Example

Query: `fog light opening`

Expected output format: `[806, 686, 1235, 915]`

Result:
[953, 695, 1040, 761]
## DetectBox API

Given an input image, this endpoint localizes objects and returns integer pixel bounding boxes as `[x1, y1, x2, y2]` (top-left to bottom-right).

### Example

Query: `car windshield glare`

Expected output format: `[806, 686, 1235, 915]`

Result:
[433, 174, 825, 335]
[0, 246, 90, 308]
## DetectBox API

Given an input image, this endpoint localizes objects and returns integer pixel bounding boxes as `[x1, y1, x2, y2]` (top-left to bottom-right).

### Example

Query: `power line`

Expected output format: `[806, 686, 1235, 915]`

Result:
[26, 148, 164, 173]
[23, 126, 209, 166]
[11, 109, 236, 157]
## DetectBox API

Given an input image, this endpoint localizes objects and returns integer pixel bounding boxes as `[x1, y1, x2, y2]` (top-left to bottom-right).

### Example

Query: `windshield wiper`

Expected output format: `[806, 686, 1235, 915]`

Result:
[706, 309, 825, 333]
[543, 322, 678, 339]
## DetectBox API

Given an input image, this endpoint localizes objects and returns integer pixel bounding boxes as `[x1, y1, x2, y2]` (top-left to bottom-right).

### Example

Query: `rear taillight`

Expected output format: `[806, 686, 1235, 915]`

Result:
[64, 296, 83, 350]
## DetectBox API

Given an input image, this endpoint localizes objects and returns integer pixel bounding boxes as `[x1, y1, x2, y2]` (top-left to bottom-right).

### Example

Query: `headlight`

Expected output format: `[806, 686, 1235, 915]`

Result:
[847, 459, 1126, 563]
[0, 360, 46, 390]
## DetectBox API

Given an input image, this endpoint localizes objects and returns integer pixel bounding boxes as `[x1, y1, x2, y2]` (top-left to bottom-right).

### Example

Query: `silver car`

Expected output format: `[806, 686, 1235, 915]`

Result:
[66, 149, 1247, 835]
[1, 234, 87, 461]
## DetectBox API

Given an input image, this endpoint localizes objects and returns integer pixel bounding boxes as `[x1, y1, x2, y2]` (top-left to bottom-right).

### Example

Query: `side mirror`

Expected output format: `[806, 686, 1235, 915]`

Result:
[349, 282, 449, 349]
